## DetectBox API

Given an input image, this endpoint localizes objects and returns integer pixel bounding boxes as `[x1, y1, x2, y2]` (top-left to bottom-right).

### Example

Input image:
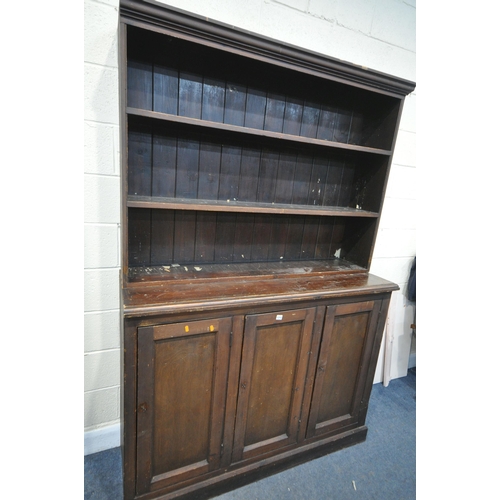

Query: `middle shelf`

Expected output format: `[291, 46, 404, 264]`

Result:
[127, 114, 391, 214]
[127, 195, 378, 218]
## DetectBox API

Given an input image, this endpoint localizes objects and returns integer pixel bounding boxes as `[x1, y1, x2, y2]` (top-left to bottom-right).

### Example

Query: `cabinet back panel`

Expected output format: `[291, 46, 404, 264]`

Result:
[126, 26, 401, 151]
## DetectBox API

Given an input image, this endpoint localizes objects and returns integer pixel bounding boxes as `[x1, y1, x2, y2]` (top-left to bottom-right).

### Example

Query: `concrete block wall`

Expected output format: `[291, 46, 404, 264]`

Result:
[84, 0, 416, 454]
[84, 0, 122, 454]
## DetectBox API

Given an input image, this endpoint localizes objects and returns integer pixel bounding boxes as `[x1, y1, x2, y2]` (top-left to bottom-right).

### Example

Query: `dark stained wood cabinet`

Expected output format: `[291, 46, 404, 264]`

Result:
[119, 2, 415, 499]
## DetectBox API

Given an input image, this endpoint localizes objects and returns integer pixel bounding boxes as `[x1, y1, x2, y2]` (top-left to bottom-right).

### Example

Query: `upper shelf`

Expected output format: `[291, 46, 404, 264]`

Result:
[127, 107, 393, 157]
[125, 24, 407, 153]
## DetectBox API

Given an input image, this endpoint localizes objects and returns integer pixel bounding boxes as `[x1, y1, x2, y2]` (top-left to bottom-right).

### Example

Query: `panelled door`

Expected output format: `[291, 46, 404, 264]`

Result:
[135, 317, 232, 495]
[306, 300, 382, 438]
[232, 308, 316, 462]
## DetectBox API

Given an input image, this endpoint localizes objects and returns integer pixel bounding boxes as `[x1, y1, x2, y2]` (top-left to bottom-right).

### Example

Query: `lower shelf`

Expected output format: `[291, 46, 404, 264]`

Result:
[127, 258, 364, 282]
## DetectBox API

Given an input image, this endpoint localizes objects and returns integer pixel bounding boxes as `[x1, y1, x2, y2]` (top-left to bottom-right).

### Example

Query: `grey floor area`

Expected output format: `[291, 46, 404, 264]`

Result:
[85, 368, 416, 500]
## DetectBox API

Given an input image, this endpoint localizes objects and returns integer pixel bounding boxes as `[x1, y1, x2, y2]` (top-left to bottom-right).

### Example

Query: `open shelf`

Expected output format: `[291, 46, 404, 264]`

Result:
[127, 258, 365, 283]
[127, 208, 378, 274]
[122, 22, 411, 285]
[127, 196, 379, 218]
[127, 25, 402, 152]
[127, 107, 393, 157]
[127, 116, 390, 214]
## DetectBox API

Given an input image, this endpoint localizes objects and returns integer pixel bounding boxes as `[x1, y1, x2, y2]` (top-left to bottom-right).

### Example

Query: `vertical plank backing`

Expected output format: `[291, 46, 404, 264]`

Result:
[349, 107, 365, 145]
[314, 217, 334, 259]
[195, 212, 217, 263]
[224, 81, 247, 126]
[128, 128, 152, 197]
[153, 65, 178, 114]
[150, 209, 174, 265]
[198, 140, 221, 200]
[202, 76, 225, 122]
[152, 133, 176, 198]
[316, 104, 337, 141]
[338, 163, 355, 207]
[322, 158, 344, 207]
[128, 208, 151, 266]
[264, 91, 286, 132]
[127, 59, 153, 110]
[284, 215, 305, 260]
[173, 211, 196, 263]
[256, 150, 279, 203]
[283, 95, 304, 136]
[329, 219, 346, 258]
[301, 217, 320, 260]
[300, 101, 320, 138]
[292, 154, 313, 205]
[219, 145, 241, 201]
[274, 151, 296, 204]
[178, 69, 203, 119]
[333, 107, 353, 143]
[238, 146, 260, 202]
[251, 214, 271, 262]
[233, 213, 255, 262]
[214, 213, 236, 262]
[308, 157, 329, 207]
[268, 215, 289, 261]
[244, 86, 266, 130]
[175, 136, 200, 198]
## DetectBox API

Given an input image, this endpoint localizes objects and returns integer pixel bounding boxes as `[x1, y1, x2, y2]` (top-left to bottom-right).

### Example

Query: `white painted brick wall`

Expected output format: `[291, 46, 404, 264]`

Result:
[84, 310, 121, 352]
[84, 0, 416, 449]
[84, 387, 120, 428]
[84, 121, 119, 176]
[84, 0, 122, 444]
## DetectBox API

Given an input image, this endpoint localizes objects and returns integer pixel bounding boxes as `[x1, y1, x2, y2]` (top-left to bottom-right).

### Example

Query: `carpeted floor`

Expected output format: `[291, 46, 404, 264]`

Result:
[85, 368, 416, 500]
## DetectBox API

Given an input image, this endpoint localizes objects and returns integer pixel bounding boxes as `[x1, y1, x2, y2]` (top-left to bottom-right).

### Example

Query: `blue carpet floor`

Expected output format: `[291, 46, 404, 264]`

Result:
[85, 369, 416, 500]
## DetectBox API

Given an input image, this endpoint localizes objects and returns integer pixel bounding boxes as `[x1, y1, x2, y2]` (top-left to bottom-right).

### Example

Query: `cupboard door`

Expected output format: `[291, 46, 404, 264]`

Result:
[135, 318, 231, 495]
[232, 308, 315, 462]
[306, 300, 382, 438]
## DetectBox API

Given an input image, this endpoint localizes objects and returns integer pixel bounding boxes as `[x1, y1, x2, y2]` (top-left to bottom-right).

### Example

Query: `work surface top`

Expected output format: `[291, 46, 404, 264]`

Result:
[123, 269, 399, 317]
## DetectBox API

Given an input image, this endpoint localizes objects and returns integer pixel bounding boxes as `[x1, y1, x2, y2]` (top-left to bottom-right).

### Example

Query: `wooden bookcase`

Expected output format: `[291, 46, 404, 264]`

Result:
[119, 2, 415, 499]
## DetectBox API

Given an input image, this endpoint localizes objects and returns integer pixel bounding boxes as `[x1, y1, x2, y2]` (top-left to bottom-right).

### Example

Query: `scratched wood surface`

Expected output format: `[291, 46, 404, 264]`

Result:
[122, 270, 399, 316]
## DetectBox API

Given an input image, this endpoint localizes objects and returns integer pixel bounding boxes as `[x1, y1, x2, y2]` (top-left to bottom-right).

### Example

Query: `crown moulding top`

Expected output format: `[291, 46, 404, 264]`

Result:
[119, 0, 416, 98]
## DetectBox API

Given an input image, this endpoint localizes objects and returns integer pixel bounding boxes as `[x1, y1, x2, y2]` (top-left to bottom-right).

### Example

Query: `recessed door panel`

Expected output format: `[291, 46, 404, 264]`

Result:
[307, 300, 381, 438]
[136, 318, 231, 494]
[233, 308, 315, 461]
